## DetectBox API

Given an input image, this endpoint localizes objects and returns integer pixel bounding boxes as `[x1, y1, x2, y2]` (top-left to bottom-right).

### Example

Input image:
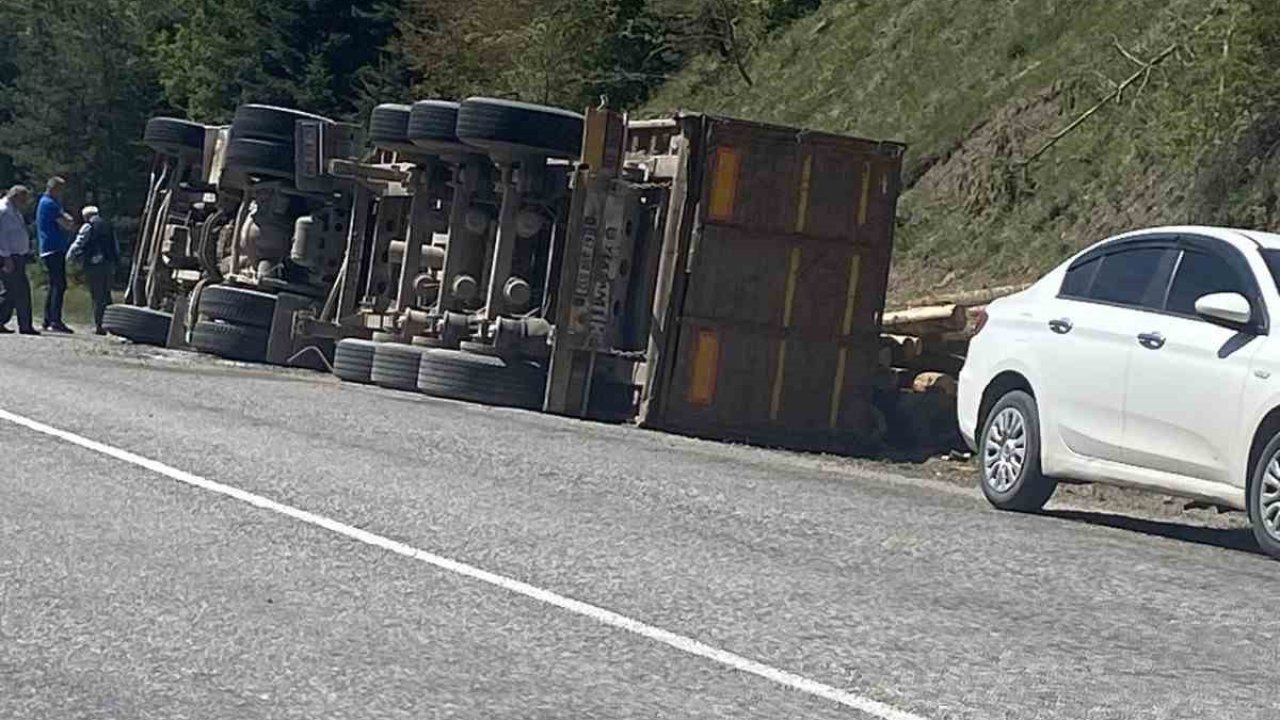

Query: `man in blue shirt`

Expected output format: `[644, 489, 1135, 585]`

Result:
[37, 176, 76, 333]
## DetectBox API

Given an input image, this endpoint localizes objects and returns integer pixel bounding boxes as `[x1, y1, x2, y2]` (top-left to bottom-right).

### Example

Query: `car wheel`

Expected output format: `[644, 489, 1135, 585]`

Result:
[1247, 433, 1280, 559]
[456, 97, 584, 159]
[333, 338, 378, 384]
[979, 390, 1057, 512]
[190, 321, 269, 363]
[417, 348, 546, 410]
[102, 305, 172, 346]
[143, 117, 207, 155]
[198, 285, 277, 329]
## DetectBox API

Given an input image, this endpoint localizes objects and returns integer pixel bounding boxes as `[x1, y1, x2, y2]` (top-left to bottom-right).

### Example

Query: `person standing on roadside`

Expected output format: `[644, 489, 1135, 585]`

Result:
[68, 205, 118, 335]
[37, 176, 77, 333]
[0, 185, 39, 335]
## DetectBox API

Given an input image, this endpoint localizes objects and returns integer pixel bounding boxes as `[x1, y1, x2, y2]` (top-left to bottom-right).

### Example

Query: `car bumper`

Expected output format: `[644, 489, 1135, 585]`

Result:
[957, 364, 981, 453]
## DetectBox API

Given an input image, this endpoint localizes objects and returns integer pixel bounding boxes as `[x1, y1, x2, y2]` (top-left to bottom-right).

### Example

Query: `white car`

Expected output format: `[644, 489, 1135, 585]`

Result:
[958, 225, 1280, 557]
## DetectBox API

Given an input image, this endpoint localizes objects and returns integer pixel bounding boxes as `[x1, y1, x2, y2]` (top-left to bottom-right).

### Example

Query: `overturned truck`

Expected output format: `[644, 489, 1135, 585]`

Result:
[326, 100, 906, 453]
[106, 104, 363, 366]
[110, 97, 906, 454]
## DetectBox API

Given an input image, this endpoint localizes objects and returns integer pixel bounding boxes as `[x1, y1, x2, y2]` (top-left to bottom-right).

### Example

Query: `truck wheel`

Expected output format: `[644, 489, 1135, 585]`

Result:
[1247, 431, 1280, 559]
[230, 104, 332, 143]
[369, 103, 415, 153]
[979, 390, 1057, 512]
[334, 338, 378, 384]
[224, 138, 294, 179]
[408, 100, 467, 155]
[456, 97, 584, 159]
[144, 117, 207, 155]
[198, 285, 277, 329]
[416, 348, 546, 411]
[371, 343, 429, 391]
[190, 320, 268, 363]
[103, 305, 172, 346]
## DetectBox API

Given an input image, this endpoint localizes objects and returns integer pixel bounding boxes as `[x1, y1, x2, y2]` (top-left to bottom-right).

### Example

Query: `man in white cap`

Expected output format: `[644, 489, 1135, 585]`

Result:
[0, 184, 39, 335]
[69, 204, 118, 335]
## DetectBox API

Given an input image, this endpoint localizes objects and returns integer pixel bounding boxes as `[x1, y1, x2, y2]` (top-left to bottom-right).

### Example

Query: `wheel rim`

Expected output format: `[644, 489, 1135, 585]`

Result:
[984, 407, 1027, 494]
[1260, 456, 1280, 542]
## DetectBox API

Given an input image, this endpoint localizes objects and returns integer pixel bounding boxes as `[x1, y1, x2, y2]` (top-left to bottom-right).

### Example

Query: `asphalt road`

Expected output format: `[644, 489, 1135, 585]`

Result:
[2, 332, 1278, 720]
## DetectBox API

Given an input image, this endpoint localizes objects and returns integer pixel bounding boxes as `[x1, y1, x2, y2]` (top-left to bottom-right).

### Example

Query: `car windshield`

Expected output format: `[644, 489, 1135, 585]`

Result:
[1263, 249, 1280, 293]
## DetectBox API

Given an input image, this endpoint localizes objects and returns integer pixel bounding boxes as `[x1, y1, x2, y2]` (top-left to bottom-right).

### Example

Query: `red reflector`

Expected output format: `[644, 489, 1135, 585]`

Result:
[973, 308, 989, 336]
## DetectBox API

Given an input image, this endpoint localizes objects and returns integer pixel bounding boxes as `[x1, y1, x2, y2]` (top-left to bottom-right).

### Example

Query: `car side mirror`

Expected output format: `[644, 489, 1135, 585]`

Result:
[1195, 292, 1253, 327]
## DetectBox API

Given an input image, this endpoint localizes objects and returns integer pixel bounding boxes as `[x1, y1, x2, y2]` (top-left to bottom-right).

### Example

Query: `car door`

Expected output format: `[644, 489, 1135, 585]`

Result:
[1036, 239, 1178, 464]
[1121, 236, 1266, 484]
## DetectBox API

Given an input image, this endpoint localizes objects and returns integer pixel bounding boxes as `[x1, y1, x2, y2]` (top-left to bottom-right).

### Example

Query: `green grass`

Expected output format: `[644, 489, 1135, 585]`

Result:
[646, 0, 1270, 303]
[28, 261, 101, 327]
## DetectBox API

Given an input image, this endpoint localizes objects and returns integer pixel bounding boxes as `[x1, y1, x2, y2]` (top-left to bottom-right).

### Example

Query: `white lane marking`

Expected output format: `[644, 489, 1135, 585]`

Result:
[0, 408, 929, 720]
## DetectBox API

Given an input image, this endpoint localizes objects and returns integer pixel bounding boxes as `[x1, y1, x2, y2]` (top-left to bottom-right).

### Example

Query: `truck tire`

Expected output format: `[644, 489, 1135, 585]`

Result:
[230, 104, 332, 143]
[144, 117, 207, 155]
[371, 343, 430, 391]
[190, 320, 269, 363]
[198, 285, 277, 329]
[102, 305, 172, 346]
[333, 338, 378, 384]
[416, 348, 546, 410]
[456, 98, 584, 159]
[408, 100, 466, 154]
[224, 138, 294, 179]
[369, 103, 414, 152]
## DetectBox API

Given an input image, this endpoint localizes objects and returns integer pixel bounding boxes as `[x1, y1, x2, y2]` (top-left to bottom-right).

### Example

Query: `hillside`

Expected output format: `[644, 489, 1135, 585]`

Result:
[646, 0, 1280, 305]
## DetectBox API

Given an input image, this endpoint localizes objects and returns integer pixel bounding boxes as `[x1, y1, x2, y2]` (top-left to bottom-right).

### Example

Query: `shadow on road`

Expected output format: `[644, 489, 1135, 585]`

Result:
[1045, 509, 1263, 556]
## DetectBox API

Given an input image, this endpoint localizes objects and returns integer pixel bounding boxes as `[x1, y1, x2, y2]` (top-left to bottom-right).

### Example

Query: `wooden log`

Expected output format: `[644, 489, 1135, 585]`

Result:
[891, 284, 1031, 311]
[881, 304, 967, 335]
[912, 371, 958, 396]
[882, 333, 924, 364]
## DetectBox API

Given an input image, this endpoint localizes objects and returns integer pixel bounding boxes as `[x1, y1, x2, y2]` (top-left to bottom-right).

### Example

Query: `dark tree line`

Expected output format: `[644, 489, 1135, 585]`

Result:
[0, 0, 820, 220]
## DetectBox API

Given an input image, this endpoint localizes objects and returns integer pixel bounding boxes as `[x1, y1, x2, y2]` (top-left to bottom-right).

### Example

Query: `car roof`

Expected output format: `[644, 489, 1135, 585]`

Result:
[1110, 225, 1280, 249]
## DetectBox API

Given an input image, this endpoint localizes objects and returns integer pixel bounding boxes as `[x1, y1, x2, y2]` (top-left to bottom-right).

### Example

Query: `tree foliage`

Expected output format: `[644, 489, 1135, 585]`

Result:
[0, 0, 819, 221]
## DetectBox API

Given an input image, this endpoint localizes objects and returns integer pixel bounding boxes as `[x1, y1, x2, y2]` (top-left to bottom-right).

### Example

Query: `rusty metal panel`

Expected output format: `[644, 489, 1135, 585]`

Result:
[647, 115, 904, 453]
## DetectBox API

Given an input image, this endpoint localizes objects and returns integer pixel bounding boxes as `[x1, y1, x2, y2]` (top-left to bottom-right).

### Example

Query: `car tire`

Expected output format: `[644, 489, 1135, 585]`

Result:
[416, 348, 546, 411]
[102, 305, 172, 346]
[369, 103, 415, 153]
[333, 338, 378, 384]
[198, 285, 277, 329]
[456, 97, 584, 159]
[1247, 432, 1280, 559]
[371, 342, 430, 391]
[144, 117, 207, 155]
[408, 100, 467, 155]
[230, 104, 332, 143]
[224, 138, 294, 180]
[190, 320, 269, 363]
[979, 390, 1057, 512]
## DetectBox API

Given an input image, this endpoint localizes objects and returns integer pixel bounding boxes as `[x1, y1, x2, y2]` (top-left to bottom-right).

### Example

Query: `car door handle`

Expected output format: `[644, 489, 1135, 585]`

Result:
[1138, 332, 1166, 350]
[1049, 318, 1073, 334]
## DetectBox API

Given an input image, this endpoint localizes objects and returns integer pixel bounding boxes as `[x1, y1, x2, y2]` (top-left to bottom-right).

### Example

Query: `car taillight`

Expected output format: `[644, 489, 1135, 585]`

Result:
[972, 308, 989, 336]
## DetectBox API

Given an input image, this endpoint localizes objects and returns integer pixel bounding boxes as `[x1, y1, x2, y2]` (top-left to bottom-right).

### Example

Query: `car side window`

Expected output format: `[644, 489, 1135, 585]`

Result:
[1060, 256, 1100, 298]
[1087, 247, 1174, 309]
[1165, 250, 1248, 317]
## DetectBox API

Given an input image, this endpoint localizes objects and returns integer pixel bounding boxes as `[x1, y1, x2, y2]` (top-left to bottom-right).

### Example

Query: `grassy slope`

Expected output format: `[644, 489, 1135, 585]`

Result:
[647, 0, 1271, 304]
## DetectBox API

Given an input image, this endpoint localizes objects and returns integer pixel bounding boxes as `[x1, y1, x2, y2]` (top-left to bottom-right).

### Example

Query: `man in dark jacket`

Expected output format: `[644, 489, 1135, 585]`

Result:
[69, 205, 118, 335]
